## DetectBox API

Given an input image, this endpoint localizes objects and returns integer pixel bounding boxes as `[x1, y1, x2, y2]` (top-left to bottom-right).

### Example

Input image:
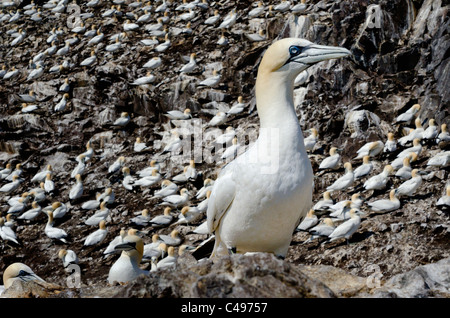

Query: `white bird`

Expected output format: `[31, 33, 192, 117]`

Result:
[159, 229, 182, 247]
[113, 112, 130, 126]
[81, 194, 101, 210]
[69, 174, 83, 200]
[248, 2, 265, 18]
[149, 207, 174, 227]
[437, 124, 450, 144]
[291, 0, 308, 13]
[329, 200, 353, 220]
[396, 138, 422, 160]
[156, 246, 179, 269]
[303, 128, 319, 152]
[85, 202, 110, 226]
[3, 67, 20, 80]
[88, 29, 104, 45]
[131, 209, 151, 227]
[103, 229, 127, 255]
[135, 170, 161, 187]
[399, 118, 424, 145]
[130, 72, 155, 85]
[153, 180, 178, 198]
[137, 160, 160, 177]
[84, 220, 108, 246]
[54, 93, 69, 112]
[319, 147, 341, 170]
[198, 69, 221, 88]
[383, 132, 397, 153]
[108, 231, 148, 284]
[17, 201, 42, 220]
[44, 211, 68, 243]
[143, 56, 162, 69]
[363, 165, 393, 191]
[354, 156, 373, 179]
[367, 189, 400, 213]
[422, 119, 438, 141]
[391, 151, 418, 170]
[1, 263, 47, 291]
[58, 249, 79, 271]
[123, 19, 139, 32]
[27, 65, 44, 81]
[105, 37, 122, 52]
[221, 137, 240, 161]
[395, 155, 413, 180]
[108, 156, 126, 174]
[196, 190, 211, 213]
[122, 167, 135, 191]
[296, 209, 319, 232]
[427, 151, 450, 168]
[155, 34, 171, 52]
[328, 209, 361, 245]
[355, 140, 384, 159]
[395, 103, 420, 124]
[80, 50, 97, 67]
[436, 185, 450, 209]
[7, 197, 27, 215]
[303, 218, 335, 244]
[205, 9, 220, 24]
[326, 162, 354, 192]
[226, 96, 246, 116]
[395, 169, 422, 198]
[180, 53, 197, 74]
[173, 206, 203, 226]
[312, 191, 334, 212]
[273, 0, 291, 12]
[218, 8, 237, 29]
[0, 217, 19, 244]
[206, 38, 351, 258]
[71, 155, 86, 178]
[161, 188, 190, 208]
[134, 137, 150, 152]
[0, 175, 22, 193]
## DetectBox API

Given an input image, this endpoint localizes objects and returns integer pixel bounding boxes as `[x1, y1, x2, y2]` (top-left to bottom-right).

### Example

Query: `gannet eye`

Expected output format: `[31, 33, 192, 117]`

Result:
[289, 45, 302, 56]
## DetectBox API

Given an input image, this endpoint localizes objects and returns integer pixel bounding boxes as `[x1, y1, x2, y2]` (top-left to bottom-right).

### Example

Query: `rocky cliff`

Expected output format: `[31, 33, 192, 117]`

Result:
[0, 0, 449, 298]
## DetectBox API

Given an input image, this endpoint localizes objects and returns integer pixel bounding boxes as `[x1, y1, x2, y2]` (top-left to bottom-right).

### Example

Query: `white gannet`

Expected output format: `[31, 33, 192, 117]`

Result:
[395, 103, 420, 124]
[131, 209, 151, 227]
[31, 164, 53, 183]
[159, 229, 182, 247]
[109, 156, 126, 174]
[383, 132, 397, 153]
[436, 185, 450, 209]
[427, 151, 450, 168]
[100, 187, 115, 205]
[296, 209, 319, 232]
[105, 37, 123, 52]
[196, 178, 214, 199]
[69, 174, 83, 200]
[172, 206, 202, 226]
[221, 137, 240, 161]
[130, 71, 155, 85]
[207, 111, 228, 127]
[436, 124, 450, 144]
[354, 155, 374, 179]
[143, 242, 166, 262]
[0, 163, 12, 179]
[49, 202, 68, 219]
[312, 191, 334, 212]
[135, 170, 162, 187]
[206, 38, 351, 258]
[137, 160, 160, 177]
[363, 165, 393, 191]
[395, 169, 422, 198]
[248, 1, 265, 18]
[156, 246, 179, 269]
[108, 231, 148, 284]
[137, 9, 151, 23]
[355, 140, 384, 159]
[165, 109, 192, 121]
[104, 228, 127, 255]
[218, 8, 237, 29]
[21, 103, 38, 113]
[319, 147, 341, 170]
[396, 138, 422, 160]
[84, 220, 108, 246]
[291, 0, 307, 13]
[217, 33, 229, 46]
[303, 128, 318, 152]
[327, 209, 361, 245]
[149, 207, 174, 227]
[2, 263, 46, 290]
[143, 56, 162, 69]
[0, 175, 22, 193]
[227, 96, 246, 116]
[155, 34, 171, 52]
[80, 50, 97, 67]
[198, 69, 221, 88]
[122, 167, 135, 191]
[3, 67, 20, 81]
[196, 190, 211, 213]
[367, 189, 400, 213]
[205, 9, 220, 25]
[54, 93, 69, 112]
[395, 155, 413, 180]
[88, 29, 105, 45]
[329, 200, 352, 220]
[71, 154, 86, 178]
[27, 65, 44, 81]
[153, 180, 178, 198]
[391, 151, 418, 170]
[56, 41, 70, 56]
[161, 188, 190, 208]
[58, 249, 79, 271]
[45, 211, 68, 243]
[274, 0, 291, 12]
[134, 137, 150, 152]
[422, 119, 438, 141]
[17, 201, 42, 220]
[213, 126, 236, 145]
[85, 202, 110, 226]
[7, 197, 27, 215]
[5, 163, 23, 181]
[399, 118, 424, 145]
[0, 217, 19, 244]
[180, 53, 197, 74]
[326, 162, 354, 192]
[113, 112, 131, 126]
[123, 19, 140, 32]
[303, 218, 335, 244]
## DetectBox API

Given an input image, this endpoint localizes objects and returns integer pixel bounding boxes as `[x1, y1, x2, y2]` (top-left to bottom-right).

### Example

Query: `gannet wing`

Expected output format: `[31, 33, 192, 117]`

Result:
[206, 168, 236, 234]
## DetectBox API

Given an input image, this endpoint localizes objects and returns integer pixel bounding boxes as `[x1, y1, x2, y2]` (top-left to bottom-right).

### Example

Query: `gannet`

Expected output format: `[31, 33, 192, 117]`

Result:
[248, 2, 265, 18]
[6, 163, 23, 181]
[131, 209, 151, 227]
[427, 151, 450, 168]
[328, 209, 361, 245]
[180, 53, 197, 74]
[17, 201, 42, 220]
[153, 180, 178, 198]
[196, 190, 211, 213]
[355, 140, 384, 159]
[165, 109, 192, 120]
[143, 56, 162, 69]
[130, 71, 155, 85]
[227, 96, 246, 116]
[7, 197, 27, 214]
[206, 38, 351, 258]
[149, 207, 174, 227]
[155, 34, 171, 52]
[82, 194, 101, 210]
[156, 246, 180, 269]
[319, 147, 341, 170]
[113, 112, 131, 126]
[0, 217, 19, 244]
[68, 174, 83, 200]
[122, 167, 135, 190]
[383, 132, 397, 153]
[395, 155, 413, 180]
[88, 29, 105, 45]
[137, 9, 151, 23]
[123, 19, 140, 32]
[329, 200, 353, 220]
[218, 8, 237, 29]
[3, 67, 20, 80]
[296, 209, 319, 232]
[58, 249, 79, 271]
[303, 218, 335, 244]
[367, 189, 400, 213]
[134, 137, 149, 152]
[198, 69, 221, 88]
[396, 138, 422, 160]
[392, 151, 418, 170]
[105, 37, 123, 52]
[395, 169, 422, 198]
[207, 111, 228, 127]
[85, 202, 110, 226]
[161, 188, 190, 208]
[205, 9, 220, 25]
[108, 232, 148, 284]
[100, 187, 115, 205]
[422, 119, 438, 141]
[0, 163, 12, 179]
[399, 118, 424, 145]
[19, 90, 37, 104]
[173, 206, 203, 226]
[159, 229, 182, 246]
[303, 128, 318, 152]
[172, 166, 189, 183]
[104, 228, 127, 255]
[274, 0, 291, 12]
[436, 124, 450, 144]
[354, 155, 373, 179]
[143, 242, 166, 262]
[326, 162, 354, 192]
[246, 29, 267, 42]
[363, 165, 393, 191]
[71, 154, 86, 178]
[312, 191, 334, 212]
[135, 169, 162, 187]
[291, 0, 307, 13]
[80, 50, 97, 67]
[196, 178, 214, 199]
[0, 175, 22, 193]
[217, 33, 229, 46]
[179, 9, 195, 21]
[213, 126, 236, 146]
[395, 103, 420, 124]
[2, 263, 46, 290]
[21, 103, 38, 113]
[45, 211, 68, 243]
[54, 93, 69, 112]
[27, 65, 44, 81]
[436, 185, 450, 209]
[5, 213, 16, 228]
[56, 41, 70, 56]
[84, 220, 108, 246]
[108, 156, 125, 174]
[137, 160, 160, 177]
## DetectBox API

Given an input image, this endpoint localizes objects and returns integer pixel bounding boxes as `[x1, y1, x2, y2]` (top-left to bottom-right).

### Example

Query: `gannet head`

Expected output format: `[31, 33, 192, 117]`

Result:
[114, 233, 144, 263]
[3, 263, 46, 289]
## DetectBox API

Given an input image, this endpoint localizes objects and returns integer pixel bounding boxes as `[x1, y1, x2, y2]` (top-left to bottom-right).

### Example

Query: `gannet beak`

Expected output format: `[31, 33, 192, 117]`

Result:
[114, 241, 136, 251]
[290, 44, 352, 66]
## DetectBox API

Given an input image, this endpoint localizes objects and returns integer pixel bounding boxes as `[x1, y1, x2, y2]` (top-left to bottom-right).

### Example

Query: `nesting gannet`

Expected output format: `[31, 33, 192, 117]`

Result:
[427, 151, 450, 168]
[399, 118, 424, 145]
[71, 154, 86, 178]
[155, 34, 171, 52]
[436, 124, 450, 144]
[123, 19, 140, 32]
[161, 188, 190, 208]
[17, 201, 42, 220]
[54, 93, 69, 112]
[291, 0, 307, 13]
[58, 249, 79, 271]
[48, 202, 68, 219]
[109, 156, 126, 174]
[3, 67, 20, 80]
[218, 8, 237, 29]
[180, 53, 197, 74]
[312, 191, 334, 212]
[354, 155, 374, 179]
[395, 169, 422, 198]
[196, 178, 214, 199]
[137, 160, 160, 177]
[135, 170, 162, 187]
[143, 56, 162, 69]
[355, 140, 384, 159]
[113, 112, 131, 126]
[149, 207, 174, 227]
[45, 211, 68, 243]
[396, 138, 422, 160]
[27, 65, 44, 81]
[422, 119, 438, 141]
[205, 9, 220, 25]
[395, 155, 413, 180]
[88, 29, 105, 45]
[198, 69, 221, 88]
[143, 242, 167, 262]
[84, 220, 108, 246]
[217, 33, 229, 46]
[207, 38, 351, 258]
[131, 209, 151, 227]
[173, 206, 203, 226]
[383, 132, 397, 153]
[105, 37, 123, 52]
[319, 147, 341, 170]
[303, 218, 335, 244]
[6, 163, 23, 181]
[227, 96, 246, 116]
[327, 209, 361, 245]
[154, 180, 179, 198]
[274, 1, 291, 12]
[303, 128, 318, 152]
[7, 197, 27, 214]
[391, 151, 418, 170]
[85, 202, 110, 226]
[246, 29, 267, 42]
[0, 163, 12, 179]
[80, 50, 97, 67]
[436, 185, 450, 209]
[196, 190, 211, 213]
[56, 41, 70, 56]
[69, 174, 83, 200]
[31, 165, 53, 183]
[104, 228, 127, 255]
[134, 137, 150, 152]
[108, 232, 148, 284]
[221, 137, 239, 160]
[0, 217, 19, 244]
[122, 167, 135, 191]
[367, 189, 400, 213]
[0, 175, 22, 193]
[395, 103, 420, 124]
[156, 246, 180, 269]
[248, 1, 265, 18]
[296, 209, 319, 232]
[130, 71, 155, 85]
[2, 263, 46, 290]
[326, 162, 354, 192]
[329, 200, 353, 220]
[363, 165, 393, 191]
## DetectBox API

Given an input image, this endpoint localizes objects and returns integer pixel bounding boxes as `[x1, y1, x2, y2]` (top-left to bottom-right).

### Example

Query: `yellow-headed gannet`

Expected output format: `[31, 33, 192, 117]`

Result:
[2, 263, 46, 290]
[69, 174, 83, 200]
[395, 155, 413, 180]
[0, 163, 12, 179]
[291, 0, 307, 13]
[153, 180, 179, 198]
[227, 96, 246, 116]
[58, 249, 79, 271]
[49, 201, 68, 219]
[303, 218, 335, 244]
[383, 132, 397, 153]
[113, 112, 131, 126]
[367, 189, 400, 213]
[296, 209, 318, 232]
[156, 245, 181, 269]
[108, 156, 126, 174]
[399, 118, 424, 145]
[134, 137, 150, 152]
[355, 140, 384, 159]
[196, 178, 214, 199]
[80, 50, 97, 67]
[392, 151, 418, 170]
[427, 150, 450, 168]
[319, 146, 341, 170]
[173, 206, 202, 226]
[206, 38, 351, 258]
[273, 1, 291, 12]
[143, 56, 162, 69]
[436, 185, 450, 209]
[198, 69, 221, 88]
[205, 9, 220, 25]
[131, 209, 151, 226]
[218, 8, 237, 29]
[71, 154, 86, 178]
[312, 191, 334, 212]
[155, 34, 171, 52]
[31, 164, 53, 183]
[303, 128, 318, 152]
[196, 190, 211, 213]
[104, 228, 127, 255]
[130, 71, 155, 85]
[161, 188, 190, 208]
[17, 201, 42, 220]
[85, 202, 110, 226]
[54, 93, 69, 112]
[396, 138, 422, 160]
[363, 165, 393, 191]
[88, 29, 104, 45]
[108, 231, 148, 284]
[5, 163, 23, 181]
[149, 207, 174, 227]
[395, 103, 420, 124]
[207, 112, 228, 127]
[354, 155, 374, 179]
[326, 162, 354, 192]
[395, 169, 422, 198]
[329, 200, 353, 220]
[135, 169, 161, 187]
[328, 208, 361, 245]
[180, 53, 197, 74]
[422, 119, 438, 141]
[84, 220, 108, 246]
[221, 136, 239, 160]
[165, 109, 192, 120]
[437, 124, 450, 144]
[248, 1, 265, 18]
[0, 175, 22, 193]
[0, 217, 19, 244]
[122, 167, 135, 191]
[45, 211, 68, 243]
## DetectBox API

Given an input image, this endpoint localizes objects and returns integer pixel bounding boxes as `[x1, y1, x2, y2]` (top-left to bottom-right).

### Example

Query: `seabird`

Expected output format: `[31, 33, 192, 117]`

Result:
[354, 155, 374, 179]
[436, 185, 450, 209]
[206, 38, 351, 258]
[153, 180, 179, 198]
[319, 146, 341, 170]
[395, 103, 420, 124]
[367, 189, 400, 213]
[395, 169, 422, 198]
[58, 249, 79, 271]
[383, 132, 397, 153]
[296, 209, 318, 232]
[45, 211, 68, 243]
[363, 165, 393, 191]
[327, 208, 361, 245]
[326, 162, 354, 192]
[83, 220, 108, 246]
[303, 128, 318, 152]
[227, 96, 246, 116]
[2, 263, 46, 290]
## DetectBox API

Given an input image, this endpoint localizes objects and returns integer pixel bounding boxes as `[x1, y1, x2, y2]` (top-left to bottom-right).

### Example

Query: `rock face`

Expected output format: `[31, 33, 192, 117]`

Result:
[0, 0, 449, 298]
